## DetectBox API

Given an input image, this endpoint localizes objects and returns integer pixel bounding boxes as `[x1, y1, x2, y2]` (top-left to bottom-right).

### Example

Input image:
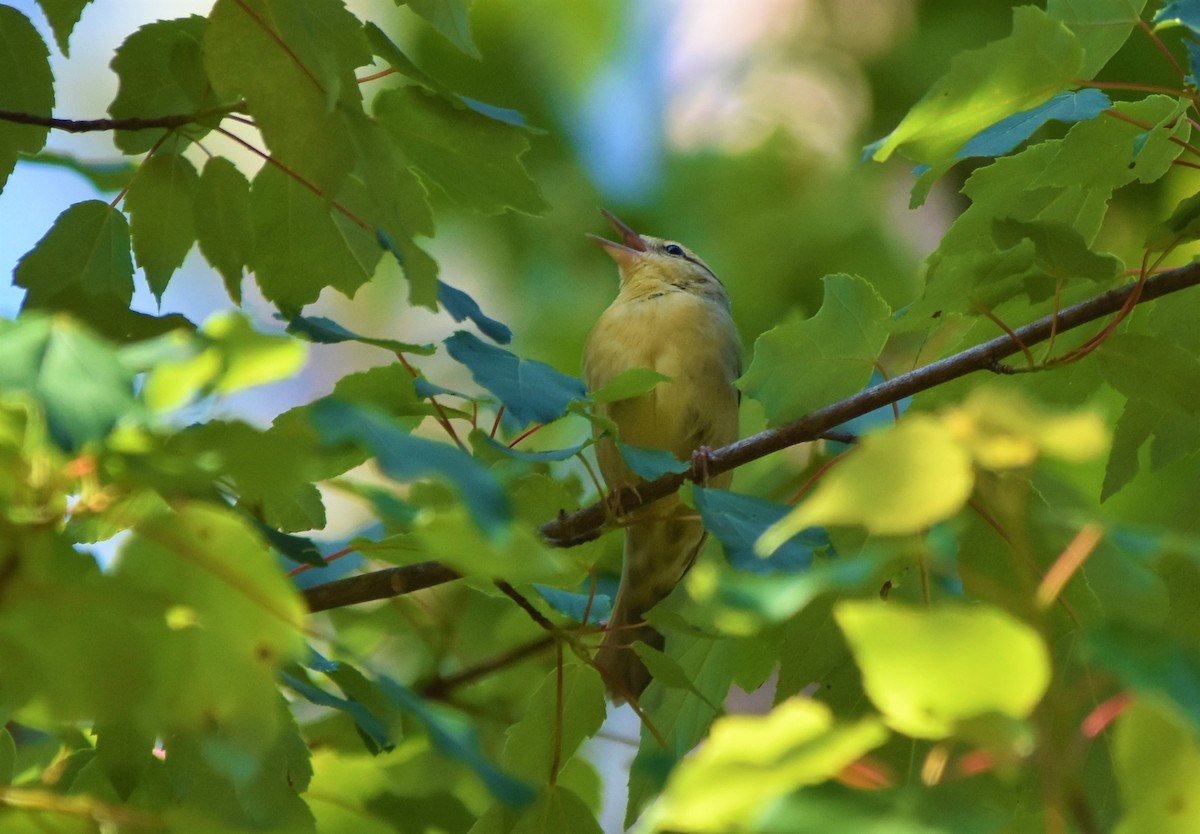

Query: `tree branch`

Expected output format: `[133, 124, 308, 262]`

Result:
[299, 262, 1200, 612]
[0, 104, 246, 134]
[539, 263, 1200, 546]
[301, 561, 459, 613]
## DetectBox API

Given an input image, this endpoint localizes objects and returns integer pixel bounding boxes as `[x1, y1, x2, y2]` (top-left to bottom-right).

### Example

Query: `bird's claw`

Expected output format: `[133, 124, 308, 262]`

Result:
[691, 446, 716, 486]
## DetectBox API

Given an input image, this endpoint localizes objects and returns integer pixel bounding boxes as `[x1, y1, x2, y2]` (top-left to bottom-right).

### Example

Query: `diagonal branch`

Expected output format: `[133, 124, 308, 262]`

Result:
[539, 262, 1200, 545]
[299, 262, 1200, 613]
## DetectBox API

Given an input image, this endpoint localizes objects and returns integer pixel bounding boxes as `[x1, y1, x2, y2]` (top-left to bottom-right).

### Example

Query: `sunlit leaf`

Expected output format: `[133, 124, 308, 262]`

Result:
[758, 417, 973, 552]
[1049, 0, 1148, 77]
[643, 699, 887, 834]
[835, 602, 1051, 739]
[1113, 699, 1200, 832]
[195, 157, 252, 303]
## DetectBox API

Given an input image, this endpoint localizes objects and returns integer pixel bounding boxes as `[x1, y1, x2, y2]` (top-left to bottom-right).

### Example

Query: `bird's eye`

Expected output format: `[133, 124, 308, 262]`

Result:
[664, 244, 685, 257]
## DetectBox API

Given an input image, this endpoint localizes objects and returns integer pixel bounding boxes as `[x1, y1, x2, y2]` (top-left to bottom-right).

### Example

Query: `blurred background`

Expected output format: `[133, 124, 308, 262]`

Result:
[2, 1, 1179, 830]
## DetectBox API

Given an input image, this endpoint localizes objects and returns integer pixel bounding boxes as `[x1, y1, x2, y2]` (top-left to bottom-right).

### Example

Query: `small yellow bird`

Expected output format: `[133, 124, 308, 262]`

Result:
[583, 209, 741, 700]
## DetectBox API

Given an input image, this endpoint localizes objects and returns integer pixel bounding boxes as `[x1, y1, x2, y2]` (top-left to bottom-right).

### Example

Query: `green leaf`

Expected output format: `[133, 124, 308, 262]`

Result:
[957, 89, 1111, 160]
[532, 584, 610, 625]
[375, 86, 548, 215]
[835, 601, 1051, 739]
[643, 699, 888, 834]
[509, 786, 600, 834]
[109, 16, 215, 154]
[0, 7, 53, 192]
[502, 660, 605, 784]
[439, 280, 513, 344]
[627, 633, 735, 827]
[758, 417, 973, 552]
[693, 487, 827, 575]
[444, 331, 586, 426]
[740, 274, 890, 426]
[15, 200, 134, 309]
[0, 315, 137, 451]
[203, 0, 371, 193]
[23, 150, 135, 193]
[615, 440, 690, 480]
[310, 399, 510, 535]
[124, 153, 200, 299]
[1113, 700, 1200, 832]
[284, 313, 434, 355]
[866, 7, 1081, 168]
[1146, 190, 1200, 251]
[1099, 333, 1200, 414]
[247, 165, 379, 312]
[991, 218, 1122, 284]
[1085, 625, 1200, 727]
[589, 367, 672, 404]
[338, 116, 439, 309]
[35, 0, 93, 54]
[1048, 0, 1148, 78]
[403, 0, 480, 58]
[195, 157, 253, 303]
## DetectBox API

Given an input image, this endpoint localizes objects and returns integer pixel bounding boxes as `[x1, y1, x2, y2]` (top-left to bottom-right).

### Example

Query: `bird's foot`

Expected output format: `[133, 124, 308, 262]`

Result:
[691, 446, 716, 486]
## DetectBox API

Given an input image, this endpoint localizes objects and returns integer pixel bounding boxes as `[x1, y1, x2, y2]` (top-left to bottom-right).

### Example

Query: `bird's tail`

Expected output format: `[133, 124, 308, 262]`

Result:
[594, 583, 663, 702]
[595, 516, 707, 701]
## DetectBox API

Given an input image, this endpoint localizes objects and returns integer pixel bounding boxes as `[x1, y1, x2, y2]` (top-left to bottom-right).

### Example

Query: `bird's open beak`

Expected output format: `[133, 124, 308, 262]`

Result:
[588, 208, 648, 269]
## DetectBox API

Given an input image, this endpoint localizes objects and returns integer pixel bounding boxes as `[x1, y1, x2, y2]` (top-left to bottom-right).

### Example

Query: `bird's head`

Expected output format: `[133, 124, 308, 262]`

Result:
[589, 209, 727, 304]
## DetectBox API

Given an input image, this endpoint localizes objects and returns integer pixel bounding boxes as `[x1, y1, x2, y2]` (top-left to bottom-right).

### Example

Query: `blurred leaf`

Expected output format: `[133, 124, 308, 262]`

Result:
[1146, 190, 1200, 251]
[195, 157, 252, 303]
[310, 399, 509, 535]
[375, 86, 548, 215]
[866, 7, 1081, 171]
[947, 386, 1109, 469]
[589, 367, 671, 404]
[1085, 625, 1200, 728]
[643, 699, 887, 834]
[957, 89, 1110, 160]
[694, 487, 827, 575]
[532, 584, 610, 625]
[0, 315, 136, 451]
[124, 153, 200, 299]
[835, 601, 1051, 739]
[759, 417, 973, 551]
[438, 280, 513, 344]
[0, 7, 53, 192]
[1155, 0, 1200, 34]
[109, 16, 215, 153]
[283, 312, 434, 355]
[445, 330, 585, 426]
[23, 150, 134, 193]
[1049, 0, 1148, 77]
[403, 0, 480, 59]
[741, 274, 890, 426]
[508, 786, 599, 834]
[15, 200, 133, 310]
[1113, 699, 1200, 833]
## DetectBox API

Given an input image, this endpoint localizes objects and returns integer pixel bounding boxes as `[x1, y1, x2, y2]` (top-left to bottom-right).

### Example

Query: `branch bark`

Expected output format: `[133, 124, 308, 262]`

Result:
[301, 262, 1200, 613]
[0, 104, 245, 134]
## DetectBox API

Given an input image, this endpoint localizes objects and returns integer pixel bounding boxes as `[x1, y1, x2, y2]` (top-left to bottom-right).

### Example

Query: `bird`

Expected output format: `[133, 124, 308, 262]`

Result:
[583, 209, 741, 700]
